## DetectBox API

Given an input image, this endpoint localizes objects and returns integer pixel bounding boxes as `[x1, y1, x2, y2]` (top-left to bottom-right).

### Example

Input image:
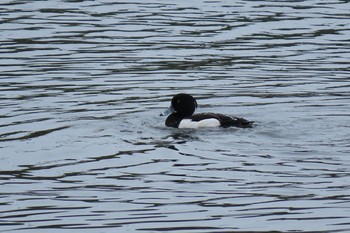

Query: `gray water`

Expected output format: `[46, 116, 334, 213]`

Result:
[1, 0, 350, 232]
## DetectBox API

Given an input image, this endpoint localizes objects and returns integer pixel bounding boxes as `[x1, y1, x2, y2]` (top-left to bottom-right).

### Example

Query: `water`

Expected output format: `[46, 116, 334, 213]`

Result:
[1, 0, 350, 232]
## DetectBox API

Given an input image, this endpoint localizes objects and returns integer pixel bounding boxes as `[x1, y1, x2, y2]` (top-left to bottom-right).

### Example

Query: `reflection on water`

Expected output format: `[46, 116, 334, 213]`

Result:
[1, 0, 350, 232]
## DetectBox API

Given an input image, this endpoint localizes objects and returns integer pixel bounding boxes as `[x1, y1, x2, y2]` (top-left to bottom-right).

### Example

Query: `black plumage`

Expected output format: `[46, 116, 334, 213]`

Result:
[161, 93, 253, 128]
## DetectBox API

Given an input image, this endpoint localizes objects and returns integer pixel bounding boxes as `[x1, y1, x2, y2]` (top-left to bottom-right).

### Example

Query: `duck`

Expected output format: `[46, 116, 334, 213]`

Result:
[160, 93, 253, 128]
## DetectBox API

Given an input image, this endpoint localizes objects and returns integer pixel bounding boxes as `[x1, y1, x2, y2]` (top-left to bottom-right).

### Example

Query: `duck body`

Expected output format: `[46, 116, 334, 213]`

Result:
[161, 93, 253, 129]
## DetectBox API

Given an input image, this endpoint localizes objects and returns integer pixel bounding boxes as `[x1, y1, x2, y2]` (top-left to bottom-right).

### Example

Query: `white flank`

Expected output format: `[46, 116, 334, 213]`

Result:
[178, 118, 220, 128]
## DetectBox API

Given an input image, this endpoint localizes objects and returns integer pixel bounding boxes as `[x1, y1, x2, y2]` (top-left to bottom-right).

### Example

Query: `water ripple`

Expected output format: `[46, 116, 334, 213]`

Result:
[1, 0, 350, 232]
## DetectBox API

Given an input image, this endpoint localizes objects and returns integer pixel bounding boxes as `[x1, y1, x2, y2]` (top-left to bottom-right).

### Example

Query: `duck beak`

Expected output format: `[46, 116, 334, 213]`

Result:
[160, 105, 174, 116]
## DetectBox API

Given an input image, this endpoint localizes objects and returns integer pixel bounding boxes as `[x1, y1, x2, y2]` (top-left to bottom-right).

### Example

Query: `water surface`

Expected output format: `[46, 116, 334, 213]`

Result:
[1, 0, 350, 232]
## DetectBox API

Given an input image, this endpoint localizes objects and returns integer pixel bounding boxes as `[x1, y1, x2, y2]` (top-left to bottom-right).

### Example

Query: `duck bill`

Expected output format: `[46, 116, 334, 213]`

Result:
[160, 105, 174, 116]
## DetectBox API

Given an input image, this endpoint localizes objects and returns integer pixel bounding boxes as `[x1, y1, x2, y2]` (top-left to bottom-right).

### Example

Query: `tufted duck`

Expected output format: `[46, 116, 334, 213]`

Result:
[160, 93, 253, 128]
